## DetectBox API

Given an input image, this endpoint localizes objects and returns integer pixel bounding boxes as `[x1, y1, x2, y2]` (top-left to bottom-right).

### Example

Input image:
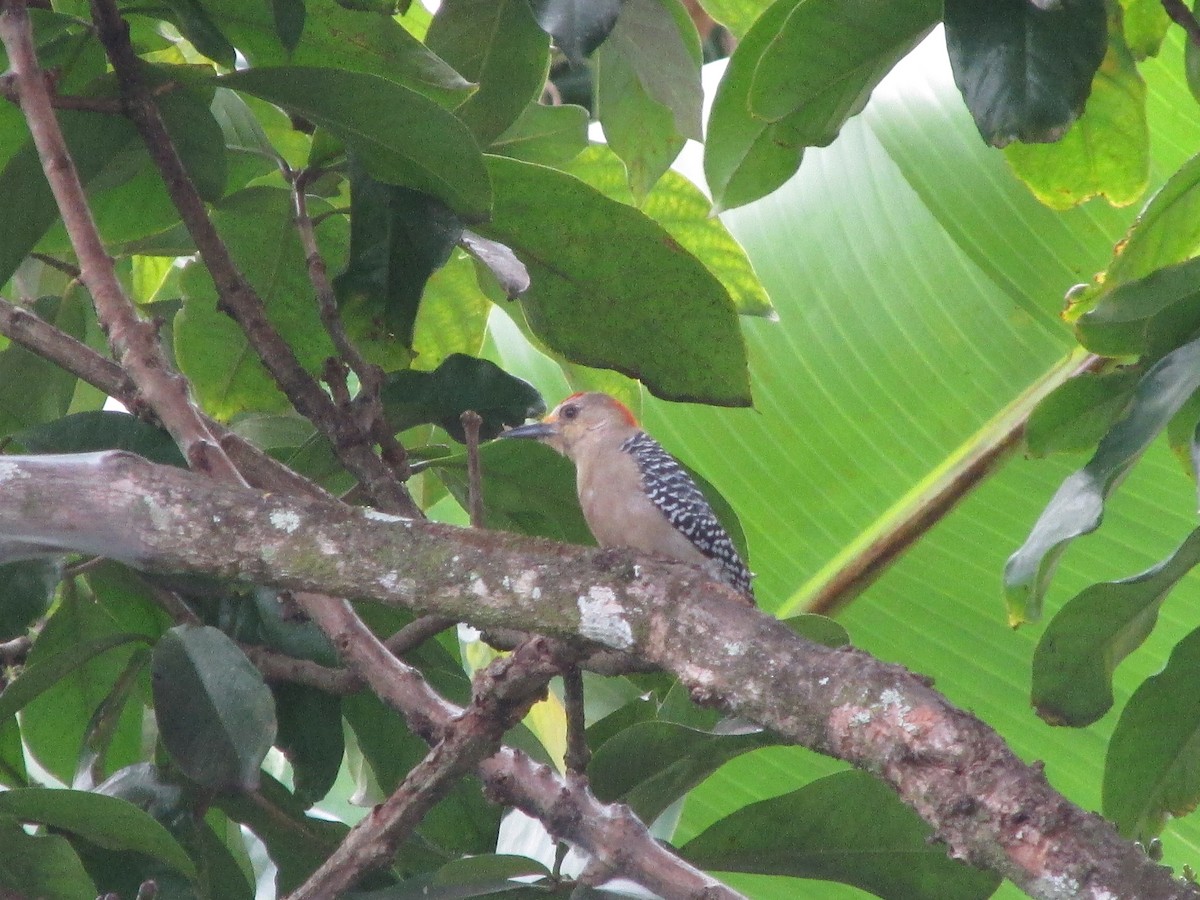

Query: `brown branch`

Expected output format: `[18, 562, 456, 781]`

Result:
[1164, 0, 1200, 48]
[87, 0, 420, 517]
[0, 451, 1186, 900]
[287, 637, 571, 899]
[461, 410, 485, 529]
[562, 665, 590, 774]
[0, 295, 334, 501]
[0, 71, 123, 113]
[241, 644, 360, 694]
[0, 0, 243, 484]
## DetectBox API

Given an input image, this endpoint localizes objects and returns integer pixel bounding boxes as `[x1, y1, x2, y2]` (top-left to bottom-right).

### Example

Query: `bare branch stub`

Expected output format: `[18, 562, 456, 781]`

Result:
[461, 409, 485, 529]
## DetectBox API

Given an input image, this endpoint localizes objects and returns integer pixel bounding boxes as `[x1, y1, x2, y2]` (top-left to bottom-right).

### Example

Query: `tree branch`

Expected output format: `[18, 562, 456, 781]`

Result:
[0, 451, 1188, 900]
[287, 637, 572, 899]
[0, 294, 335, 501]
[0, 0, 242, 483]
[86, 0, 420, 517]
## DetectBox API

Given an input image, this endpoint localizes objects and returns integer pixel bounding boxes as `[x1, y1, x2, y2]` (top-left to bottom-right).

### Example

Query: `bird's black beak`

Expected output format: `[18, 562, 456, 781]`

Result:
[498, 421, 559, 441]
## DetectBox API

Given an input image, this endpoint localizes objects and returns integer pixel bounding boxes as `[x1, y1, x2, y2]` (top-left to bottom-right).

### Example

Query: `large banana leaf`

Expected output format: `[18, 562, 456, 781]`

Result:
[489, 28, 1200, 898]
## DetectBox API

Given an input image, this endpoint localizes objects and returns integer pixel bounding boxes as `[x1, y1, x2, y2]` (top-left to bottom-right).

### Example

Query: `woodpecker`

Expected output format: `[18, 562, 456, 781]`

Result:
[501, 392, 754, 602]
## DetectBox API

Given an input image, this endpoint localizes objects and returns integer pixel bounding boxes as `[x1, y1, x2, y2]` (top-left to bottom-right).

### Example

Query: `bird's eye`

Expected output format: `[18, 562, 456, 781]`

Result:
[561, 404, 579, 421]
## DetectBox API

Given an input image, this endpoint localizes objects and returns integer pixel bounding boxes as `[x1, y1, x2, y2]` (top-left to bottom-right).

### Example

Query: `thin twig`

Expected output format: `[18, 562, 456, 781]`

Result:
[461, 410, 484, 529]
[562, 666, 590, 774]
[241, 644, 360, 694]
[0, 71, 122, 112]
[1164, 0, 1200, 48]
[291, 167, 374, 387]
[0, 0, 244, 484]
[383, 616, 456, 656]
[87, 0, 420, 517]
[29, 252, 81, 279]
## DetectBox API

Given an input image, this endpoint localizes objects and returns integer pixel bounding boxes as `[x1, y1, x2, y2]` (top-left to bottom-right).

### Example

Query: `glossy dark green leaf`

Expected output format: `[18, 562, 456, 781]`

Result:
[273, 683, 343, 807]
[1004, 22, 1147, 211]
[1025, 370, 1140, 457]
[704, 0, 936, 211]
[175, 187, 337, 419]
[1105, 625, 1200, 841]
[1077, 255, 1200, 359]
[20, 593, 153, 783]
[268, 0, 307, 54]
[199, 0, 472, 106]
[248, 588, 339, 668]
[681, 771, 1000, 899]
[434, 440, 591, 544]
[152, 625, 277, 792]
[1006, 336, 1200, 624]
[944, 0, 1107, 147]
[588, 720, 773, 823]
[0, 297, 85, 438]
[1032, 528, 1200, 726]
[0, 559, 58, 641]
[381, 353, 543, 441]
[477, 155, 749, 405]
[489, 101, 589, 166]
[0, 719, 27, 788]
[0, 788, 196, 880]
[0, 815, 96, 899]
[162, 0, 236, 67]
[564, 145, 773, 318]
[596, 0, 701, 201]
[426, 0, 550, 145]
[13, 410, 186, 467]
[335, 155, 463, 345]
[531, 0, 621, 65]
[217, 772, 348, 894]
[221, 67, 490, 217]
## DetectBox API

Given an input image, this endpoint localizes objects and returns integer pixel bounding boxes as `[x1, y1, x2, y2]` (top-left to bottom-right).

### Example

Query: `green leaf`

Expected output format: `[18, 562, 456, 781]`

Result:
[0, 559, 58, 641]
[75, 648, 151, 791]
[1004, 25, 1148, 210]
[681, 771, 1000, 899]
[595, 0, 701, 201]
[334, 155, 463, 346]
[426, 0, 551, 146]
[268, 0, 306, 54]
[488, 101, 589, 167]
[198, 0, 473, 106]
[152, 625, 277, 792]
[1032, 528, 1200, 726]
[1104, 625, 1200, 841]
[0, 815, 97, 900]
[588, 720, 773, 823]
[1006, 335, 1200, 624]
[564, 145, 773, 317]
[704, 0, 937, 211]
[21, 594, 153, 784]
[531, 0, 621, 65]
[477, 155, 750, 405]
[1025, 370, 1140, 457]
[0, 788, 196, 881]
[1106, 151, 1200, 288]
[162, 0, 236, 67]
[175, 187, 337, 419]
[1076, 254, 1200, 359]
[217, 773, 348, 895]
[220, 67, 491, 218]
[695, 0, 771, 39]
[411, 254, 493, 367]
[351, 855, 549, 899]
[944, 0, 1108, 147]
[780, 614, 850, 648]
[14, 410, 186, 467]
[381, 353, 544, 441]
[157, 80, 230, 203]
[0, 297, 85, 437]
[1120, 0, 1170, 59]
[273, 683, 343, 807]
[434, 440, 592, 544]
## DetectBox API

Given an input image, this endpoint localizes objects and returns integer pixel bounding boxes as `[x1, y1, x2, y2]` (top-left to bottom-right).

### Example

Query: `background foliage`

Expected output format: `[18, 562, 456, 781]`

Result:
[3, 0, 1200, 897]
